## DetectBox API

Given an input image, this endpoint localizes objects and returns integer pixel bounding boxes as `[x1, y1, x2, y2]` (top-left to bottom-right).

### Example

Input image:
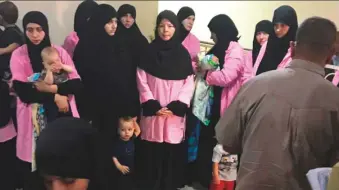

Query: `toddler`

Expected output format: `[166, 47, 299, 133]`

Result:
[112, 117, 140, 190]
[210, 144, 238, 190]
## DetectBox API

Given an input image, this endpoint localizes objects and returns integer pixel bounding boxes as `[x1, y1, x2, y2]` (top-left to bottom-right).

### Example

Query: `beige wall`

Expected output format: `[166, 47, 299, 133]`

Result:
[11, 1, 158, 45]
[159, 1, 339, 49]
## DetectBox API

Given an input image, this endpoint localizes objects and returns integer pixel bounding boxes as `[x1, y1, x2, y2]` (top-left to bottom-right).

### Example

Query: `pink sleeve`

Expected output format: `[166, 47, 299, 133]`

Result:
[136, 68, 155, 103]
[242, 50, 253, 84]
[333, 71, 339, 86]
[206, 48, 244, 87]
[57, 46, 80, 80]
[10, 49, 26, 82]
[62, 39, 75, 58]
[177, 75, 195, 106]
[277, 48, 292, 69]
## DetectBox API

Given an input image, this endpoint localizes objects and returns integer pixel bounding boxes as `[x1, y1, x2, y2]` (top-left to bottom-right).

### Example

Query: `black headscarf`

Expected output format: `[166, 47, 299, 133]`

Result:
[117, 4, 136, 19]
[207, 14, 239, 67]
[36, 118, 114, 189]
[252, 20, 273, 65]
[23, 11, 51, 73]
[74, 0, 98, 40]
[116, 4, 148, 50]
[138, 10, 193, 80]
[256, 5, 298, 75]
[74, 4, 118, 74]
[177, 6, 195, 42]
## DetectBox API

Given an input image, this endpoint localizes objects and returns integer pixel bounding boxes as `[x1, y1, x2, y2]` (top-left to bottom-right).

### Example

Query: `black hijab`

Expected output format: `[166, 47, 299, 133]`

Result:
[74, 3, 118, 74]
[23, 11, 51, 73]
[256, 5, 298, 75]
[116, 4, 148, 52]
[177, 6, 195, 42]
[74, 0, 98, 40]
[207, 14, 239, 67]
[252, 20, 273, 65]
[138, 10, 193, 80]
[36, 118, 114, 189]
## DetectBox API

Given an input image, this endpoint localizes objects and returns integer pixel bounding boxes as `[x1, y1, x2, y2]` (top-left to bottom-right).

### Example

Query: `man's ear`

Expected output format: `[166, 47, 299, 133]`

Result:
[290, 41, 296, 58]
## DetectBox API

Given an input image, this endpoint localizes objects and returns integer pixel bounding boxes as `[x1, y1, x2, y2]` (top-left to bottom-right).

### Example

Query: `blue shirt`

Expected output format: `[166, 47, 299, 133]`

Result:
[112, 135, 136, 171]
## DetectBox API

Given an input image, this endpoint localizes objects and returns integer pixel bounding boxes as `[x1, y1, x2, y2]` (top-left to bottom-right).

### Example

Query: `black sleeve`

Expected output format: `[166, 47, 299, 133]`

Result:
[13, 80, 55, 104]
[141, 99, 162, 116]
[0, 82, 11, 127]
[166, 100, 188, 117]
[57, 78, 83, 96]
[5, 27, 24, 46]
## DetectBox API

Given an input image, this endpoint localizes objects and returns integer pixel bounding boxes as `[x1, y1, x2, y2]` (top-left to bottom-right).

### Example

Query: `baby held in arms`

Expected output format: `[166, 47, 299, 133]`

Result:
[112, 117, 140, 190]
[40, 47, 73, 85]
[28, 47, 73, 122]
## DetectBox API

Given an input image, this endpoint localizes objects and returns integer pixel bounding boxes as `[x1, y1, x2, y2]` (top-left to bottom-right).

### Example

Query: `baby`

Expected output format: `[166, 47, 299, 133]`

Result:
[112, 117, 140, 190]
[28, 47, 73, 122]
[40, 47, 73, 85]
[199, 54, 220, 71]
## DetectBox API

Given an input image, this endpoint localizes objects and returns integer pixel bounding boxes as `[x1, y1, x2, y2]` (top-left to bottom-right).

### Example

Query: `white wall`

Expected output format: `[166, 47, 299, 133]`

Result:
[11, 1, 158, 45]
[158, 1, 339, 49]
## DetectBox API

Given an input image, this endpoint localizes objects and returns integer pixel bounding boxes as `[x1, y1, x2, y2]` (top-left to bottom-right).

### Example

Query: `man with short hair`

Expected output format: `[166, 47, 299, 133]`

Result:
[215, 17, 339, 190]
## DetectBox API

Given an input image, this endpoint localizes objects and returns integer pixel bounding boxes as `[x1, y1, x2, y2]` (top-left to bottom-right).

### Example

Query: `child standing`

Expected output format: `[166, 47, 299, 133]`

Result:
[112, 117, 140, 190]
[210, 144, 238, 190]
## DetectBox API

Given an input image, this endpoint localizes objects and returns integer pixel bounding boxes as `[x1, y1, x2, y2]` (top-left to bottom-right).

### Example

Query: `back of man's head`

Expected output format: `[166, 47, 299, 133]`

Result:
[293, 17, 337, 66]
[0, 1, 18, 25]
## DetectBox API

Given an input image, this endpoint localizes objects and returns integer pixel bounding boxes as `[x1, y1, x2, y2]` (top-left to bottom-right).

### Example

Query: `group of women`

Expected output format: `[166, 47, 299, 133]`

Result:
[0, 0, 303, 189]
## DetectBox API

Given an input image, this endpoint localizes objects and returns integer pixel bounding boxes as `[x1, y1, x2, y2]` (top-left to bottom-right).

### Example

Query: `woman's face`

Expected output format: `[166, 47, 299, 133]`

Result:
[182, 15, 195, 31]
[210, 32, 217, 43]
[26, 23, 45, 45]
[157, 19, 175, 41]
[256, 31, 269, 45]
[44, 176, 89, 190]
[120, 13, 135, 29]
[274, 23, 289, 38]
[104, 18, 118, 36]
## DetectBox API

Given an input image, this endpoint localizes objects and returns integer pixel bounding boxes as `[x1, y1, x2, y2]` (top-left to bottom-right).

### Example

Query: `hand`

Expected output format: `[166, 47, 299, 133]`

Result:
[211, 55, 219, 64]
[117, 164, 130, 175]
[212, 176, 220, 184]
[54, 94, 69, 113]
[156, 108, 173, 117]
[34, 80, 52, 92]
[51, 63, 63, 73]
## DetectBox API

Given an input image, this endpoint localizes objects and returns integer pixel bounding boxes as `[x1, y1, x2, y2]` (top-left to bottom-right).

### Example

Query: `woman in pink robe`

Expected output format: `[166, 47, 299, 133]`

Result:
[255, 5, 298, 75]
[195, 14, 245, 188]
[136, 10, 195, 190]
[177, 6, 200, 73]
[63, 0, 98, 58]
[243, 20, 273, 83]
[10, 11, 81, 189]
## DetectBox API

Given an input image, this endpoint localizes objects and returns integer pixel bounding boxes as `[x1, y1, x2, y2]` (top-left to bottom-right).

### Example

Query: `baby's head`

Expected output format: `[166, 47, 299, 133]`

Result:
[118, 117, 135, 141]
[41, 47, 62, 71]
